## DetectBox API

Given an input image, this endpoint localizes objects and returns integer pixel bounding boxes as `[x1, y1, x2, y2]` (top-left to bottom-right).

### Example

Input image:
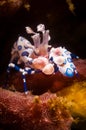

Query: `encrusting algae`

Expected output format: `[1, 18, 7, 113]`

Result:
[56, 81, 86, 118]
[0, 88, 73, 130]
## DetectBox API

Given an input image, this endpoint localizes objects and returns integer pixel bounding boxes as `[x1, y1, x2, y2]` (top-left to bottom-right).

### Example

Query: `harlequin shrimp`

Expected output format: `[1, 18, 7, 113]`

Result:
[6, 24, 79, 94]
[49, 47, 79, 77]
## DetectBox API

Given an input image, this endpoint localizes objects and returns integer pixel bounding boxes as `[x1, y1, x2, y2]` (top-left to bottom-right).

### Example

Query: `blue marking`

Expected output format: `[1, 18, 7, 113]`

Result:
[64, 50, 69, 55]
[22, 74, 28, 92]
[67, 57, 72, 63]
[27, 69, 32, 74]
[63, 59, 67, 64]
[21, 51, 29, 57]
[15, 65, 20, 71]
[22, 74, 25, 78]
[29, 69, 35, 74]
[54, 63, 59, 72]
[70, 64, 75, 70]
[49, 57, 53, 62]
[25, 68, 35, 74]
[70, 53, 78, 59]
[65, 68, 74, 77]
[18, 45, 22, 50]
[23, 80, 28, 92]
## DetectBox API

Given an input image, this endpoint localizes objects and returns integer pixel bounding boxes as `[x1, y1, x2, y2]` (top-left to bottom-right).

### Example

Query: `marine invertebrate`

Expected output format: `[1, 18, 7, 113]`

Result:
[6, 24, 79, 94]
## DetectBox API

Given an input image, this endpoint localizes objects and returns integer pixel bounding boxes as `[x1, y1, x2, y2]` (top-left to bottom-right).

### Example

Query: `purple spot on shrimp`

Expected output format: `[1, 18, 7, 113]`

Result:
[18, 45, 22, 50]
[21, 51, 29, 57]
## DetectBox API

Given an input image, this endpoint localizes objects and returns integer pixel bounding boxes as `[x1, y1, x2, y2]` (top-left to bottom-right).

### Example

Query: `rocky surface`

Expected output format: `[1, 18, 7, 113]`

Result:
[0, 88, 73, 130]
[74, 59, 86, 77]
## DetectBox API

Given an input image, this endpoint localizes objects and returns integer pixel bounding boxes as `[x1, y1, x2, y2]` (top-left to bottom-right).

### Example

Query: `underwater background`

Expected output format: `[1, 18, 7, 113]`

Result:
[0, 0, 86, 130]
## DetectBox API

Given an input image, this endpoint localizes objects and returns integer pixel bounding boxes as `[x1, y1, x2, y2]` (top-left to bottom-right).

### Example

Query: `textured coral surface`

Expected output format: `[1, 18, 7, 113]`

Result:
[0, 88, 73, 130]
